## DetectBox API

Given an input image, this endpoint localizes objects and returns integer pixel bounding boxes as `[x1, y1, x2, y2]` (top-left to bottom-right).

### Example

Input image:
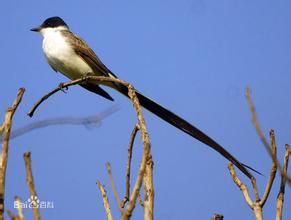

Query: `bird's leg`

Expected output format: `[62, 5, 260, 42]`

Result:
[84, 72, 94, 79]
[80, 72, 94, 84]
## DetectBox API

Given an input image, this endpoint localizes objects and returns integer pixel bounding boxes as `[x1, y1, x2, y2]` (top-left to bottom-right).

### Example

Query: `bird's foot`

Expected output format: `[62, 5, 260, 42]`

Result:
[58, 83, 68, 93]
[81, 72, 94, 82]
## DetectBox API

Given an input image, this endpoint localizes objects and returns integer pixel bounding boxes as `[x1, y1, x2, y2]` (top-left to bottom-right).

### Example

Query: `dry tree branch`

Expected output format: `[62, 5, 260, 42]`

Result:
[122, 85, 152, 220]
[23, 152, 41, 220]
[245, 87, 290, 183]
[228, 121, 290, 220]
[28, 77, 154, 219]
[143, 151, 154, 219]
[97, 181, 113, 220]
[0, 88, 25, 220]
[259, 129, 277, 206]
[105, 162, 123, 214]
[121, 124, 139, 208]
[7, 196, 24, 220]
[228, 163, 254, 209]
[7, 210, 17, 220]
[228, 163, 263, 220]
[245, 87, 271, 152]
[251, 177, 260, 202]
[15, 196, 24, 220]
[28, 76, 126, 117]
[228, 130, 281, 219]
[276, 144, 290, 220]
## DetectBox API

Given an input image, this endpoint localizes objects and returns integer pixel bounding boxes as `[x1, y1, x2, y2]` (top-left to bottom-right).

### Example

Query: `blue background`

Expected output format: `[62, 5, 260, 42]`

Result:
[1, 1, 290, 219]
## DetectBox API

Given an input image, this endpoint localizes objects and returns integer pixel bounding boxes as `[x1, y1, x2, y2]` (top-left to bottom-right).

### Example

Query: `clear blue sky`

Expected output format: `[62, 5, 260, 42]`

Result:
[1, 1, 290, 219]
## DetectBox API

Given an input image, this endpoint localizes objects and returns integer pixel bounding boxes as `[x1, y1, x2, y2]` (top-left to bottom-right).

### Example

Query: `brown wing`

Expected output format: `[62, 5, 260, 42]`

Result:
[61, 30, 116, 101]
[61, 30, 117, 78]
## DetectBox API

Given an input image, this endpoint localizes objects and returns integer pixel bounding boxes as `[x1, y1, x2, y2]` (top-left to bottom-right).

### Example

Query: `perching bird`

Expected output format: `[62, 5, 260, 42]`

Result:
[31, 16, 255, 179]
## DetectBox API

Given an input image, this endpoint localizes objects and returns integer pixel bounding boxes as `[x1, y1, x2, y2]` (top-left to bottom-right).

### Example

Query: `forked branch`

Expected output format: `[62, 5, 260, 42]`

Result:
[246, 87, 290, 183]
[28, 77, 154, 220]
[0, 88, 25, 220]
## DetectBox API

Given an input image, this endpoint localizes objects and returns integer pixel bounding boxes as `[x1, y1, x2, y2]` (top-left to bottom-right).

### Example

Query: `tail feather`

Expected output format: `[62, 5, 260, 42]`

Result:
[116, 84, 254, 179]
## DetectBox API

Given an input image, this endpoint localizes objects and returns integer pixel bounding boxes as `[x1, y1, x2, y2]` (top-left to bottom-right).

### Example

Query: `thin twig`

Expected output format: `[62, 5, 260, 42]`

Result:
[228, 163, 263, 219]
[143, 152, 154, 219]
[28, 76, 128, 117]
[260, 129, 277, 206]
[7, 210, 17, 220]
[251, 177, 260, 202]
[121, 124, 139, 208]
[23, 152, 41, 220]
[0, 88, 25, 220]
[245, 87, 290, 183]
[29, 77, 154, 219]
[228, 163, 253, 209]
[105, 162, 123, 214]
[276, 144, 290, 220]
[97, 181, 113, 220]
[246, 87, 271, 152]
[7, 196, 24, 220]
[122, 85, 152, 220]
[15, 196, 24, 220]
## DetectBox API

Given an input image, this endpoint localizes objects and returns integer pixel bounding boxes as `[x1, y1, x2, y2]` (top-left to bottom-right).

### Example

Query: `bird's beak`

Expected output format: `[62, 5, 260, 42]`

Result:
[30, 26, 41, 32]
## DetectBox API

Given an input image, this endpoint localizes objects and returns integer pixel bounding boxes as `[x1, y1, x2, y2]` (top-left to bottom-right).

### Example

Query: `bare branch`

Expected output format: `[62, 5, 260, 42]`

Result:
[228, 163, 264, 219]
[0, 88, 25, 219]
[228, 163, 253, 209]
[245, 87, 270, 152]
[250, 177, 260, 202]
[15, 196, 24, 220]
[97, 181, 113, 220]
[23, 152, 41, 220]
[260, 129, 277, 206]
[122, 85, 152, 220]
[121, 124, 139, 208]
[7, 210, 17, 220]
[7, 196, 24, 220]
[28, 76, 128, 117]
[105, 162, 123, 214]
[276, 144, 290, 220]
[143, 153, 154, 220]
[245, 87, 290, 183]
[29, 77, 154, 219]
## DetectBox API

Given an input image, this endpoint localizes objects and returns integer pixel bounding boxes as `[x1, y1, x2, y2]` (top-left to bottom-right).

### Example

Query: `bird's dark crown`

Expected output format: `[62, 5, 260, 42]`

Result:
[41, 16, 69, 29]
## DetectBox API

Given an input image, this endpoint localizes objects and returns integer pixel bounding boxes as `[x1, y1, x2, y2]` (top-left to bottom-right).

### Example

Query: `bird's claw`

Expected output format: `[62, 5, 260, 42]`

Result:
[58, 83, 68, 93]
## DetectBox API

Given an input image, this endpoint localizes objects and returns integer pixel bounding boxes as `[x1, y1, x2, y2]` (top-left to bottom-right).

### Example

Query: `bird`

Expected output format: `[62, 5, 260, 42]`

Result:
[31, 16, 255, 179]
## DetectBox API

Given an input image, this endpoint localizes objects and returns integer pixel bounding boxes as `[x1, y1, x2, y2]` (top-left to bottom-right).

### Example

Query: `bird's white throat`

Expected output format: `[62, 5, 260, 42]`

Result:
[41, 26, 93, 80]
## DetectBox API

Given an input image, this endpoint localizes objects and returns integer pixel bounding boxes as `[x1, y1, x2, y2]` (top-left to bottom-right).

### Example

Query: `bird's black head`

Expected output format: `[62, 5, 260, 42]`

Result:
[31, 16, 69, 32]
[41, 16, 68, 28]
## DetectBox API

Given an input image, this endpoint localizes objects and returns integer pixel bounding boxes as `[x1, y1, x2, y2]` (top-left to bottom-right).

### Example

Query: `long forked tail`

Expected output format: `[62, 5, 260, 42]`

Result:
[116, 84, 254, 179]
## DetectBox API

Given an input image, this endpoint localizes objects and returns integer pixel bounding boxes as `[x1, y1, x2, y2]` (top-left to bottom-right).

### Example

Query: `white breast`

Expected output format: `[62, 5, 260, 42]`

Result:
[41, 28, 93, 80]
